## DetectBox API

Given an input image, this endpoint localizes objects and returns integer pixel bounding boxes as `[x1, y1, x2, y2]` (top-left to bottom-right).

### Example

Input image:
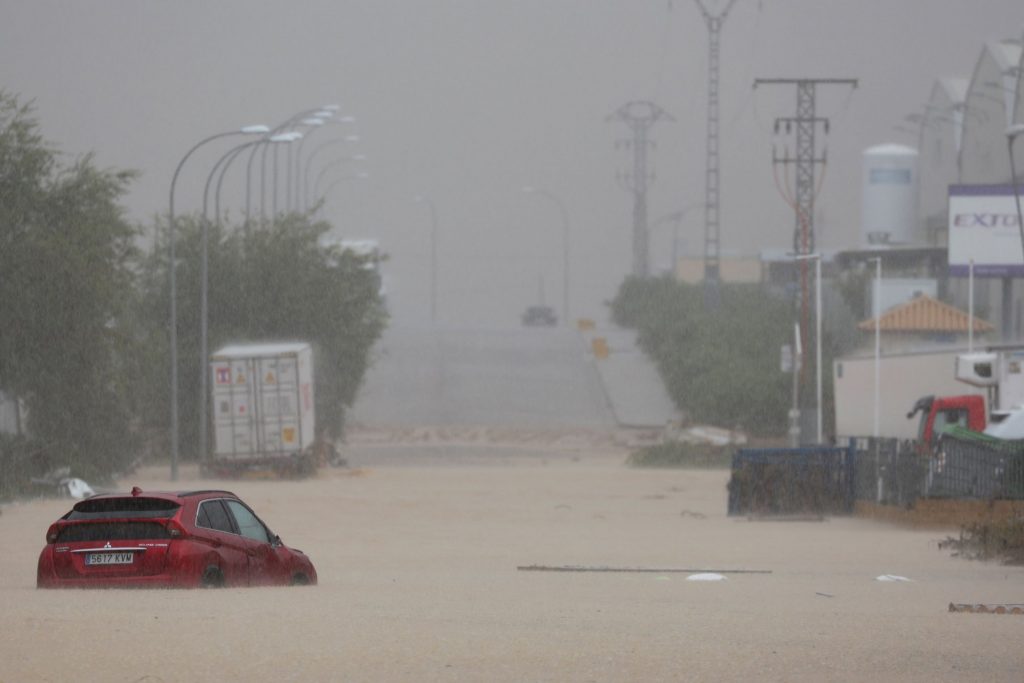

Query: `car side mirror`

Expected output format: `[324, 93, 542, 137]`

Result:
[272, 534, 282, 547]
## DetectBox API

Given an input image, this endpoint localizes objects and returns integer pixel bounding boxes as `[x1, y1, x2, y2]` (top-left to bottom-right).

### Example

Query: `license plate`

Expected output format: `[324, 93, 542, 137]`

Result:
[85, 552, 134, 565]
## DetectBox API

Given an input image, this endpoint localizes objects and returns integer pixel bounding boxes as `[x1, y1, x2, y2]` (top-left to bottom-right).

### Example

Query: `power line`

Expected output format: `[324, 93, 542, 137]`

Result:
[693, 0, 741, 306]
[608, 101, 673, 278]
[753, 76, 857, 442]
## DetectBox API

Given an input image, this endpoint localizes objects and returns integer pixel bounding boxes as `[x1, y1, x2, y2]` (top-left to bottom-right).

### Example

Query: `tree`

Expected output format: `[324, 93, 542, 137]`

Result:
[0, 92, 141, 481]
[611, 276, 795, 435]
[135, 211, 387, 459]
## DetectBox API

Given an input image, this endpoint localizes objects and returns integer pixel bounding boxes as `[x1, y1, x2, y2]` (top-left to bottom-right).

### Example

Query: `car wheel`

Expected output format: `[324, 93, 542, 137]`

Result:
[201, 566, 225, 588]
[291, 573, 310, 586]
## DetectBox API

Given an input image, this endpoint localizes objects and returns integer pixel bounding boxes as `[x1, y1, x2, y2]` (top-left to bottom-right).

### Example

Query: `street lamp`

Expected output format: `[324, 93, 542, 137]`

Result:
[295, 118, 357, 211]
[199, 132, 304, 465]
[303, 134, 361, 211]
[869, 256, 882, 440]
[167, 124, 268, 480]
[870, 255, 883, 502]
[246, 132, 301, 233]
[311, 153, 367, 202]
[1006, 124, 1024, 260]
[522, 186, 570, 326]
[253, 105, 340, 222]
[415, 195, 439, 324]
[286, 117, 326, 212]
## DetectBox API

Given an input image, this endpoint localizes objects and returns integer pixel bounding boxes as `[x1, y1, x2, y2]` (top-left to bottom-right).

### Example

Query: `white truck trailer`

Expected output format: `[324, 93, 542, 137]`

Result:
[209, 342, 316, 476]
[833, 349, 984, 440]
[833, 346, 1024, 441]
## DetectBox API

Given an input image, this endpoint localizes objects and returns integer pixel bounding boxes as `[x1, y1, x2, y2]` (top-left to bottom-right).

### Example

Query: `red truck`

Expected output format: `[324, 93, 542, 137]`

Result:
[906, 394, 986, 448]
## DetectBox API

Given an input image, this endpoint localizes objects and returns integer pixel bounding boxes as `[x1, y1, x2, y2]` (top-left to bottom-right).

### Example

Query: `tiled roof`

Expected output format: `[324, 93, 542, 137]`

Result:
[857, 294, 994, 333]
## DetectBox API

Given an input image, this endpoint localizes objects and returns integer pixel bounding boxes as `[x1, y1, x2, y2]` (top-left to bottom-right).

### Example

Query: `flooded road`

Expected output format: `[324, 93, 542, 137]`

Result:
[2, 443, 1022, 682]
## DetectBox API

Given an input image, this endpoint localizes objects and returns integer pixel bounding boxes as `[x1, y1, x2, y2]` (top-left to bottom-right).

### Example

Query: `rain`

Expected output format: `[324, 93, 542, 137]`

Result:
[1, 2, 1024, 681]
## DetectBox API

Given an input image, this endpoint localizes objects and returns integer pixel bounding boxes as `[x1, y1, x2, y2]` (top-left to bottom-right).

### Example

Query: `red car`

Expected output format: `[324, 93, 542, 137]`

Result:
[37, 487, 317, 588]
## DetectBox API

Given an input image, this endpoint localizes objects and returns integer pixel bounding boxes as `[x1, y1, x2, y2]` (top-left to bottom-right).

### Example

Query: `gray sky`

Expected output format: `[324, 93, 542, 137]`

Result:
[1, 1, 1021, 327]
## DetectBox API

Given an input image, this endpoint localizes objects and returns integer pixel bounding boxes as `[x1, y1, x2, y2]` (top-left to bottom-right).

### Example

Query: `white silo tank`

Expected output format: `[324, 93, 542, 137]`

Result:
[862, 144, 919, 246]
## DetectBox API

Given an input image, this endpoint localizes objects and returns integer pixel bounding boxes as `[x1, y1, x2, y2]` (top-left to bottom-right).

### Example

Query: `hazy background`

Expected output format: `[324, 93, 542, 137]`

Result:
[1, 0, 1021, 327]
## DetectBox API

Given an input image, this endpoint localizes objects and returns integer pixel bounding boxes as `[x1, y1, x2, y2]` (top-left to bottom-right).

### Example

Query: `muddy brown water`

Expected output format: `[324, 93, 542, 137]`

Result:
[2, 444, 1022, 682]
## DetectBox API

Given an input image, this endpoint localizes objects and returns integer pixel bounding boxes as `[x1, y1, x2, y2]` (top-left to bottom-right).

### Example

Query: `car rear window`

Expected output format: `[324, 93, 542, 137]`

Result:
[56, 521, 172, 542]
[66, 497, 180, 520]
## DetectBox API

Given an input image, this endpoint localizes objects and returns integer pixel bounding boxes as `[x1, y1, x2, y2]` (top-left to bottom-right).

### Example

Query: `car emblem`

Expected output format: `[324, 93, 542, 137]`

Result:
[103, 542, 112, 549]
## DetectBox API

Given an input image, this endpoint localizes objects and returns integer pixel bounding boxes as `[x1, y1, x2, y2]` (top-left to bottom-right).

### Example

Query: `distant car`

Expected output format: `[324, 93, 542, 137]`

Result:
[37, 487, 317, 589]
[522, 305, 557, 327]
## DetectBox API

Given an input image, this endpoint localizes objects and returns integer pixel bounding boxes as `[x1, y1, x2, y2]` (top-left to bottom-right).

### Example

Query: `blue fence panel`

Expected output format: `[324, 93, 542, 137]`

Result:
[727, 442, 856, 516]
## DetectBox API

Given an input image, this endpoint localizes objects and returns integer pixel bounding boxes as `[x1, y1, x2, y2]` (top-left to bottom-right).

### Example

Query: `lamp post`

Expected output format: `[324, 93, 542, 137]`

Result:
[245, 132, 301, 234]
[522, 186, 570, 325]
[415, 195, 439, 324]
[311, 153, 367, 202]
[296, 119, 356, 211]
[285, 117, 325, 212]
[199, 136, 292, 467]
[167, 124, 268, 481]
[253, 105, 339, 222]
[870, 257, 882, 440]
[1007, 124, 1024, 261]
[303, 135, 361, 211]
[870, 255, 882, 502]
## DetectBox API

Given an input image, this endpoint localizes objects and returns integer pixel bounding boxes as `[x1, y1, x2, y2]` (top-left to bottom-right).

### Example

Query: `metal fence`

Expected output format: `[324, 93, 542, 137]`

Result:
[727, 444, 856, 516]
[927, 435, 1024, 500]
[851, 438, 924, 507]
[849, 436, 1024, 505]
[729, 434, 1024, 517]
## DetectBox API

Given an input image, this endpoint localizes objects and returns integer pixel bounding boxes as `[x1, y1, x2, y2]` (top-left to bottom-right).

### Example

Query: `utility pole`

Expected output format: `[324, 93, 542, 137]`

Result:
[754, 77, 857, 442]
[693, 0, 740, 305]
[608, 101, 672, 278]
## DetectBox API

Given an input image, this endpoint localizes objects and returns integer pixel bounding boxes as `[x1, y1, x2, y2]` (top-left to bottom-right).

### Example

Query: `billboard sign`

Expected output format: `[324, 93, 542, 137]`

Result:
[948, 185, 1024, 277]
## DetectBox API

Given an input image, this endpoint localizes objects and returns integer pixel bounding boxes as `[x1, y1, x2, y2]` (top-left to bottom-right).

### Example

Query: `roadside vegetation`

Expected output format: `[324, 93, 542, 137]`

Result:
[611, 276, 827, 437]
[0, 93, 387, 498]
[626, 441, 733, 468]
[941, 519, 1024, 565]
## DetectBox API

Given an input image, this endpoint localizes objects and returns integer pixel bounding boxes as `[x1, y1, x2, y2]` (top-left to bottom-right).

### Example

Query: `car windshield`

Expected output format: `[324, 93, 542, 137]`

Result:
[66, 497, 180, 520]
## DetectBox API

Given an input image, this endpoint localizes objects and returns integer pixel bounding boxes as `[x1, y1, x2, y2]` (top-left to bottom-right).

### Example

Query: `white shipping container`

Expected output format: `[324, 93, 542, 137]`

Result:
[210, 343, 315, 462]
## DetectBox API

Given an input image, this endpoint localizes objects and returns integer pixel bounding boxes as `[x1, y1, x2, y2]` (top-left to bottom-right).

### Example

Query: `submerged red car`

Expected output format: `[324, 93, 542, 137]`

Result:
[37, 487, 317, 588]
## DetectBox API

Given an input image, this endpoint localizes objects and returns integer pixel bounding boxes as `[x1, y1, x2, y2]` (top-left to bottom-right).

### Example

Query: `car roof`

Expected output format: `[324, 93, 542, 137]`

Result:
[82, 488, 238, 502]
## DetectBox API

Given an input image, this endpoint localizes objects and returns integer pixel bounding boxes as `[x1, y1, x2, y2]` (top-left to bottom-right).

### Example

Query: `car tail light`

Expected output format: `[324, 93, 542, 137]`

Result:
[45, 524, 59, 544]
[165, 519, 188, 539]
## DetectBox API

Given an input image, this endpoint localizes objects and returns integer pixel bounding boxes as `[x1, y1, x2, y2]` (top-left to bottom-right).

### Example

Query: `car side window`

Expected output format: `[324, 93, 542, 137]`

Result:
[197, 500, 235, 534]
[225, 500, 270, 544]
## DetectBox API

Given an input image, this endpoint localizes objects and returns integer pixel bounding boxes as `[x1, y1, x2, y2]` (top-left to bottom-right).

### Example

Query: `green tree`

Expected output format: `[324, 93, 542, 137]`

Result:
[0, 92, 141, 481]
[137, 212, 387, 459]
[611, 276, 796, 435]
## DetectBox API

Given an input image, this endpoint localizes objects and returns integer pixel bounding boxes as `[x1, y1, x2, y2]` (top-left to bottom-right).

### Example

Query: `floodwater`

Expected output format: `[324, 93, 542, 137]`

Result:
[2, 441, 1022, 682]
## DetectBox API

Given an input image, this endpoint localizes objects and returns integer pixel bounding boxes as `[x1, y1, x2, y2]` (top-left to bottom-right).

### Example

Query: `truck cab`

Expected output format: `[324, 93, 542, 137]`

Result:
[907, 394, 986, 447]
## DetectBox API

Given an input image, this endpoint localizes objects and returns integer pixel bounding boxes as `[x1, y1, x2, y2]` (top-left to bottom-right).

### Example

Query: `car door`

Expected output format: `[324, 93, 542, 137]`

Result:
[195, 499, 251, 586]
[223, 500, 290, 585]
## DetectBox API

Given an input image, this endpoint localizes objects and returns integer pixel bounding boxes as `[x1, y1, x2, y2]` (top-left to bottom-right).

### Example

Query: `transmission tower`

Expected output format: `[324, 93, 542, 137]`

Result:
[608, 101, 673, 278]
[693, 0, 740, 303]
[754, 77, 857, 442]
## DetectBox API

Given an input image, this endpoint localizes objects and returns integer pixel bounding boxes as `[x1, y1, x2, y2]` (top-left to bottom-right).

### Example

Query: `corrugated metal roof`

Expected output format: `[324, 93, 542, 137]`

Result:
[857, 295, 994, 333]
